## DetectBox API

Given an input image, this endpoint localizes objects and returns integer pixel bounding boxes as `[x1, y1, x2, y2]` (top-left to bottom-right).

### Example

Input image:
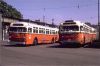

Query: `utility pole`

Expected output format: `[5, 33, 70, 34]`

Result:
[98, 0, 100, 41]
[0, 14, 2, 41]
[52, 18, 54, 24]
[43, 8, 45, 22]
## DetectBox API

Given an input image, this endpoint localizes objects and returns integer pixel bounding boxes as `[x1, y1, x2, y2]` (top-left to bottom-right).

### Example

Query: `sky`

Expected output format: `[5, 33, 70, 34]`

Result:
[4, 0, 99, 25]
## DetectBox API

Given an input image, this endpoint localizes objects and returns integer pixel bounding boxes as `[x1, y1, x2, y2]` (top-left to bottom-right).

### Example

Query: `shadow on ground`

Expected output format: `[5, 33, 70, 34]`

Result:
[48, 44, 80, 48]
[91, 44, 100, 49]
[48, 43, 100, 49]
[2, 44, 30, 47]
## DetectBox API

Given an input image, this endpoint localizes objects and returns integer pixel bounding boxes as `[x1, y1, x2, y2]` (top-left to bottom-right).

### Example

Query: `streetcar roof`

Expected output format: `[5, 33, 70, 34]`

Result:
[60, 20, 97, 31]
[10, 22, 59, 31]
[60, 20, 84, 26]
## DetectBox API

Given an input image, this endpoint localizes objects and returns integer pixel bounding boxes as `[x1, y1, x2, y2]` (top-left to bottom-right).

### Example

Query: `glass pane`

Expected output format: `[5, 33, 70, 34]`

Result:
[62, 26, 79, 31]
[28, 28, 32, 32]
[9, 27, 27, 32]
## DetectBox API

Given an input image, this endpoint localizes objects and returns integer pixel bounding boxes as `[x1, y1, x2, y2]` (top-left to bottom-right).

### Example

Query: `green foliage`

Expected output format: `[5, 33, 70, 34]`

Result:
[0, 0, 23, 19]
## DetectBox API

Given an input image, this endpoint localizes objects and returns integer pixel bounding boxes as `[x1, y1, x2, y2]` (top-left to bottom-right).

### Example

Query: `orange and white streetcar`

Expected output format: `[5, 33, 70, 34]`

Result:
[9, 21, 59, 46]
[59, 20, 97, 47]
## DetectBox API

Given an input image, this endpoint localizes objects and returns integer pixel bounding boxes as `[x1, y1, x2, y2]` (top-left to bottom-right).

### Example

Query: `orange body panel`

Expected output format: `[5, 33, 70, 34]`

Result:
[9, 33, 59, 45]
[59, 32, 96, 45]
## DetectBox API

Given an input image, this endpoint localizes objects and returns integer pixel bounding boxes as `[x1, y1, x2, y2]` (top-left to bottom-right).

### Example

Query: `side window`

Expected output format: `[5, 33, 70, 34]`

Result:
[50, 30, 52, 34]
[33, 27, 38, 33]
[39, 28, 43, 33]
[41, 28, 44, 33]
[33, 27, 35, 33]
[28, 28, 32, 33]
[53, 30, 55, 34]
[36, 27, 38, 33]
[43, 28, 45, 34]
[90, 29, 92, 33]
[46, 29, 49, 34]
[80, 26, 84, 31]
[39, 28, 42, 33]
[86, 28, 89, 33]
[56, 31, 58, 34]
[84, 27, 87, 32]
[52, 30, 55, 34]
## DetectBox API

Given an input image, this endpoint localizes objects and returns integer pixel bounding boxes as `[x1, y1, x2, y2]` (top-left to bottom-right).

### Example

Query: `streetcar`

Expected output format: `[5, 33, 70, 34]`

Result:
[59, 20, 97, 47]
[9, 21, 59, 46]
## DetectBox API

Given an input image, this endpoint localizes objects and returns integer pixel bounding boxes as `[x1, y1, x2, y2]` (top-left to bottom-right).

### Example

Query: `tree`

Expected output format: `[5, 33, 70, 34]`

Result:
[0, 0, 23, 19]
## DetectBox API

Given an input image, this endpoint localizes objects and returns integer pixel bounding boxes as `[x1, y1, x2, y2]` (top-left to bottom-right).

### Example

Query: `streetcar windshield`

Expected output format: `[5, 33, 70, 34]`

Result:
[60, 26, 79, 31]
[9, 27, 27, 32]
